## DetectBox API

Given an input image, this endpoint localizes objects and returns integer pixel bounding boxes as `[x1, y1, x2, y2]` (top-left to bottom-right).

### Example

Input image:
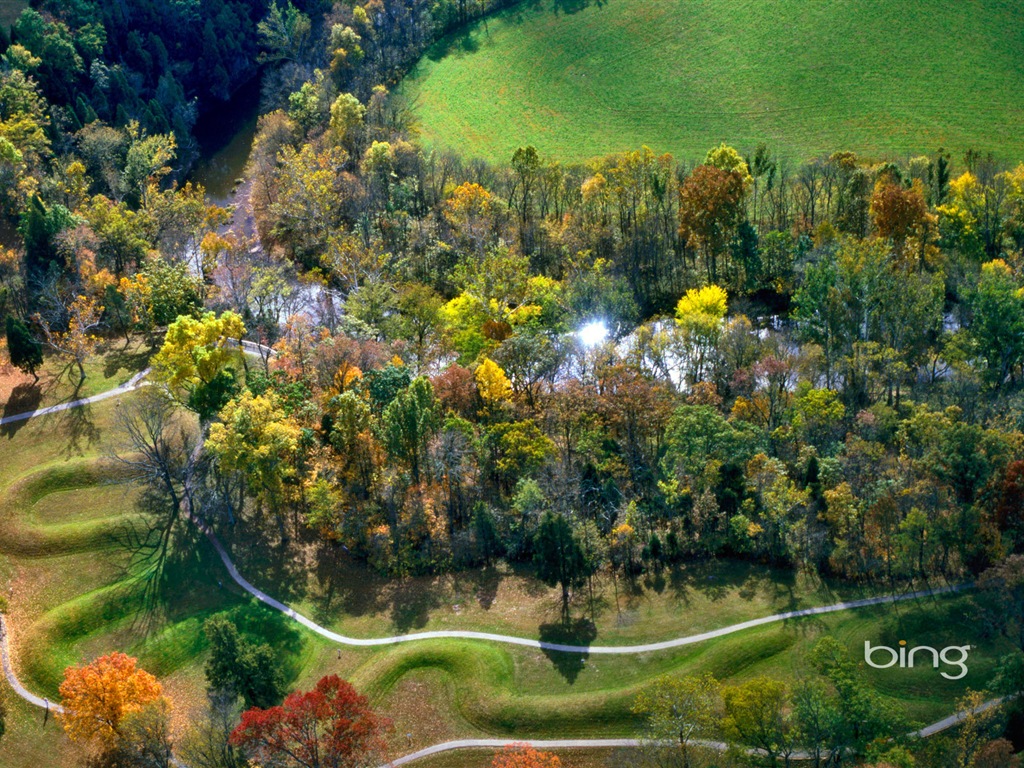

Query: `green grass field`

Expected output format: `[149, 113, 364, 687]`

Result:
[0, 385, 1014, 766]
[400, 0, 1024, 163]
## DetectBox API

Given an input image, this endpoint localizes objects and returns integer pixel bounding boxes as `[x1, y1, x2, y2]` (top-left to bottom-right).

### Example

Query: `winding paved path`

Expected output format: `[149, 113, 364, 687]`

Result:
[0, 363, 1011, 766]
[0, 337, 266, 428]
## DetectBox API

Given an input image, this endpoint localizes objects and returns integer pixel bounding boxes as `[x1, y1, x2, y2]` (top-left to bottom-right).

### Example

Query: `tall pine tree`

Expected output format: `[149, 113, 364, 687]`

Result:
[6, 317, 43, 381]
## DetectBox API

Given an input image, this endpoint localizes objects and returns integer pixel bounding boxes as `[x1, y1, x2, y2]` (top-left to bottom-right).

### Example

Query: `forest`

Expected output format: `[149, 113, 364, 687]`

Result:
[2, 1, 1024, 767]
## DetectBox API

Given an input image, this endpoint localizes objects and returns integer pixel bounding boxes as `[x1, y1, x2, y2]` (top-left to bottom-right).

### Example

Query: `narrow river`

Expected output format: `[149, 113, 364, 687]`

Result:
[189, 78, 261, 208]
[188, 80, 330, 325]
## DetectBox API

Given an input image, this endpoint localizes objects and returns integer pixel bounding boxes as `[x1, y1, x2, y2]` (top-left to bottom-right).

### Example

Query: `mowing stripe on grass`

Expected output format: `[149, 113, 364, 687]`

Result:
[403, 0, 1024, 162]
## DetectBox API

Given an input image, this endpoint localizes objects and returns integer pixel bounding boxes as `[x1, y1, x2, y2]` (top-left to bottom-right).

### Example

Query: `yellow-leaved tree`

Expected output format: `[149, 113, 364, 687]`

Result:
[154, 310, 245, 389]
[444, 182, 496, 254]
[152, 310, 246, 419]
[205, 390, 301, 515]
[35, 294, 103, 385]
[475, 357, 512, 406]
[675, 284, 728, 386]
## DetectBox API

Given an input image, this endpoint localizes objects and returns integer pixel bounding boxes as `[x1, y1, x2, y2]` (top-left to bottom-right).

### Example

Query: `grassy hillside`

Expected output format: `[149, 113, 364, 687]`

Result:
[400, 0, 1024, 163]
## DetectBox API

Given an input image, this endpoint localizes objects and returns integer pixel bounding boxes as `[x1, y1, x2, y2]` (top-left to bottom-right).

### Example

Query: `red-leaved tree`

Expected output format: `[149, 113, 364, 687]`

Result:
[230, 675, 389, 768]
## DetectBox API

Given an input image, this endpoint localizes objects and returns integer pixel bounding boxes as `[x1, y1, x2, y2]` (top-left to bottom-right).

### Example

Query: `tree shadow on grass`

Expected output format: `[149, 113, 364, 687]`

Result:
[309, 544, 353, 622]
[667, 559, 811, 612]
[309, 542, 389, 625]
[509, 559, 555, 599]
[423, 0, 566, 63]
[111, 499, 210, 633]
[307, 541, 515, 631]
[1, 382, 42, 437]
[422, 0, 609, 64]
[112, 503, 307, 686]
[226, 524, 311, 605]
[474, 564, 502, 609]
[55, 401, 101, 457]
[227, 523, 449, 635]
[643, 569, 668, 595]
[261, 537, 312, 604]
[538, 617, 597, 684]
[668, 560, 733, 605]
[425, 28, 482, 62]
[445, 563, 507, 613]
[389, 577, 445, 633]
[552, 0, 604, 15]
[102, 344, 150, 380]
[667, 566, 696, 608]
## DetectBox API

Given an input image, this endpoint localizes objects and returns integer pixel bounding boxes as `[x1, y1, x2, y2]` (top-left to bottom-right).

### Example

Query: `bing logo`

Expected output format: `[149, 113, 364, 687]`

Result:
[864, 640, 971, 680]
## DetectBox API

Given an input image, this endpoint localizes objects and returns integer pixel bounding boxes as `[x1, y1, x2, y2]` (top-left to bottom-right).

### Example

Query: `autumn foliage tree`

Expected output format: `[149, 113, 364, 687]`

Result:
[35, 293, 103, 385]
[59, 652, 168, 753]
[492, 744, 561, 768]
[445, 182, 499, 254]
[632, 674, 720, 768]
[475, 357, 512, 410]
[153, 310, 246, 418]
[870, 178, 935, 266]
[206, 390, 302, 516]
[230, 675, 388, 768]
[678, 164, 746, 283]
[675, 284, 728, 386]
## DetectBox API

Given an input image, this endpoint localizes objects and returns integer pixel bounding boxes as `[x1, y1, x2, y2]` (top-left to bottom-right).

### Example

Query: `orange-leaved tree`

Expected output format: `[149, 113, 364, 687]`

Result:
[59, 652, 166, 749]
[492, 743, 562, 768]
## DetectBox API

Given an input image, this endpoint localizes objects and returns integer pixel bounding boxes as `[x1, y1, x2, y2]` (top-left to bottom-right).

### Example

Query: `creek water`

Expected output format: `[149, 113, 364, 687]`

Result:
[189, 78, 261, 207]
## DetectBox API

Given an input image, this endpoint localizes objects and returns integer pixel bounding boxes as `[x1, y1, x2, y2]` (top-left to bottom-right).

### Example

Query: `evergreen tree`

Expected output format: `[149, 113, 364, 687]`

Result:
[203, 616, 284, 709]
[5, 316, 43, 381]
[534, 512, 588, 620]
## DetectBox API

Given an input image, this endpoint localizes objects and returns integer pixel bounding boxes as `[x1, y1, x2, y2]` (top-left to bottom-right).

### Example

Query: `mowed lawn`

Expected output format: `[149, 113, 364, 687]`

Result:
[401, 0, 1024, 163]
